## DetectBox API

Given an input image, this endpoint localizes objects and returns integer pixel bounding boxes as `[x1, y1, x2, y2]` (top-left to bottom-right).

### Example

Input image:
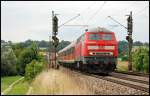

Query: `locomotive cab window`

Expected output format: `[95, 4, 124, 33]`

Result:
[102, 34, 112, 40]
[88, 33, 101, 40]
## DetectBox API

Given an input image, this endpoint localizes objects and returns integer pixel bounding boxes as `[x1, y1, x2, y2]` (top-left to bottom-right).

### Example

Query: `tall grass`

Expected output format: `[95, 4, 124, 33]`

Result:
[30, 68, 93, 95]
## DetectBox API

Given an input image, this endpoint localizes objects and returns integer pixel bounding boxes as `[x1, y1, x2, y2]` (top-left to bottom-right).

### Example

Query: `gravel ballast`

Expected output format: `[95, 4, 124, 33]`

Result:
[63, 68, 149, 95]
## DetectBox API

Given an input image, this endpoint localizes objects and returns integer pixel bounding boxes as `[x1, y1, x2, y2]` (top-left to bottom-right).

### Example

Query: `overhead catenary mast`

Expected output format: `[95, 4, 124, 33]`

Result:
[52, 11, 59, 69]
[108, 11, 133, 71]
[126, 11, 133, 71]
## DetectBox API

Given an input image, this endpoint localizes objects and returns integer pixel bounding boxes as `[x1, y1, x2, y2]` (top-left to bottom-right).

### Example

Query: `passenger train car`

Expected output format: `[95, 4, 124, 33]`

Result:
[58, 27, 118, 74]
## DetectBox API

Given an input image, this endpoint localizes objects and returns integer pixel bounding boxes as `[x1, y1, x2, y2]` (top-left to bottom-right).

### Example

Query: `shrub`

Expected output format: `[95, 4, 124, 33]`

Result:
[25, 60, 43, 82]
[143, 51, 149, 73]
[132, 47, 149, 73]
[121, 55, 128, 61]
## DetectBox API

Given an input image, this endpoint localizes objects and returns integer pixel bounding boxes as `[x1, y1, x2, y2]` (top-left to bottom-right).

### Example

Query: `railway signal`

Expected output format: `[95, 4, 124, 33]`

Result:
[126, 35, 129, 42]
[53, 15, 58, 35]
[108, 11, 133, 71]
[126, 11, 133, 71]
[51, 11, 59, 69]
[50, 12, 82, 69]
[52, 36, 59, 47]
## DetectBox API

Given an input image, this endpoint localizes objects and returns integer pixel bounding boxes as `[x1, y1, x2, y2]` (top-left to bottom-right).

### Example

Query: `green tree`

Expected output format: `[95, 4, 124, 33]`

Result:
[133, 41, 143, 46]
[56, 40, 71, 52]
[118, 41, 128, 56]
[17, 42, 39, 76]
[12, 43, 24, 58]
[38, 40, 49, 47]
[1, 46, 17, 76]
[23, 39, 33, 47]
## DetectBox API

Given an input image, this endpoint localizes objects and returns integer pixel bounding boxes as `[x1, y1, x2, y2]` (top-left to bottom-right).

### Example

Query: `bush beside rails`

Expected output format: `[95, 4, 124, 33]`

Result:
[118, 47, 149, 73]
[118, 54, 128, 61]
[25, 60, 44, 82]
[132, 47, 149, 73]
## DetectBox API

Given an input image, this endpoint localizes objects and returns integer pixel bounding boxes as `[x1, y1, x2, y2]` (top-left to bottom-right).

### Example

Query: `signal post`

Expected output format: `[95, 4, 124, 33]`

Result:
[108, 11, 133, 71]
[126, 11, 133, 71]
[51, 11, 59, 69]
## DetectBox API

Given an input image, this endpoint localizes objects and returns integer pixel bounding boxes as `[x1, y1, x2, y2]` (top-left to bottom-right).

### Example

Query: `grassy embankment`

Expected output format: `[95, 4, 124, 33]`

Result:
[1, 76, 21, 91]
[1, 76, 29, 95]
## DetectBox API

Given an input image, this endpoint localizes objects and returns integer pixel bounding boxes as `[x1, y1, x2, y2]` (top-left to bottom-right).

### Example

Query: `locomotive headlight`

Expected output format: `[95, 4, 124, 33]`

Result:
[104, 46, 115, 50]
[88, 46, 99, 50]
[89, 52, 93, 55]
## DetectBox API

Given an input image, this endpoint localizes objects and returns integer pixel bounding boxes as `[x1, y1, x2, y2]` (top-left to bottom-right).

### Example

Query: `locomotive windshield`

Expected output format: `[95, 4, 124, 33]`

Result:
[88, 33, 101, 40]
[102, 34, 112, 40]
[88, 33, 112, 40]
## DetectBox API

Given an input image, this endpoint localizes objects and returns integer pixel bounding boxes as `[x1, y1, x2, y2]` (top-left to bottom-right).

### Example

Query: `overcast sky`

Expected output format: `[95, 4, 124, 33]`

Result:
[1, 1, 149, 43]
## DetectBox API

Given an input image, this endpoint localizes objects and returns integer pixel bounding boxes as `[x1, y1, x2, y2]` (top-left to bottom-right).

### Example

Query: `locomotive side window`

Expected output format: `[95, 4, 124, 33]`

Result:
[88, 33, 101, 40]
[102, 34, 112, 40]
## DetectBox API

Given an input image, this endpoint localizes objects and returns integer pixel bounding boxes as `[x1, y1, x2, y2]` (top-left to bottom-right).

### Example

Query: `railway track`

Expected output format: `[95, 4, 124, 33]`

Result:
[93, 75, 149, 92]
[110, 72, 149, 84]
[63, 67, 149, 93]
[104, 72, 149, 92]
[114, 70, 149, 77]
[86, 73, 149, 92]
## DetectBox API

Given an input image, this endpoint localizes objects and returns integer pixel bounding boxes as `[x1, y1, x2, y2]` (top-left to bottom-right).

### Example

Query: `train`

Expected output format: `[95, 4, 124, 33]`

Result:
[57, 27, 118, 74]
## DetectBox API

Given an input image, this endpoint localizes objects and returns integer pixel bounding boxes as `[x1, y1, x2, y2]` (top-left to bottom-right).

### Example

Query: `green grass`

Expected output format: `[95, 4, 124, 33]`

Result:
[1, 76, 22, 91]
[116, 61, 128, 72]
[6, 79, 29, 95]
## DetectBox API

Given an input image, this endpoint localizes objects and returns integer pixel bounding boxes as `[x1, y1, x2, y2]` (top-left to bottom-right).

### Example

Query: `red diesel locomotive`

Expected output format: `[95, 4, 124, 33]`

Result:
[58, 27, 118, 74]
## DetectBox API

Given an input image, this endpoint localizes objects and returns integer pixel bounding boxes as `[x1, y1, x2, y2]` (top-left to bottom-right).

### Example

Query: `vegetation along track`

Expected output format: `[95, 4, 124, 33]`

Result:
[67, 68, 149, 93]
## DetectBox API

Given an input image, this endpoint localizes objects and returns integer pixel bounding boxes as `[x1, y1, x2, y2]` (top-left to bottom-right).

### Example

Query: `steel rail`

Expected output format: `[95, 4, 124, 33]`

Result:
[110, 72, 149, 85]
[114, 70, 149, 77]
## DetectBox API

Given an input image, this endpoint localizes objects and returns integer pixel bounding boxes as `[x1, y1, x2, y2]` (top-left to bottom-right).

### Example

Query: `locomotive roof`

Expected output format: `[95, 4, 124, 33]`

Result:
[58, 27, 112, 54]
[58, 41, 76, 53]
[87, 26, 112, 32]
